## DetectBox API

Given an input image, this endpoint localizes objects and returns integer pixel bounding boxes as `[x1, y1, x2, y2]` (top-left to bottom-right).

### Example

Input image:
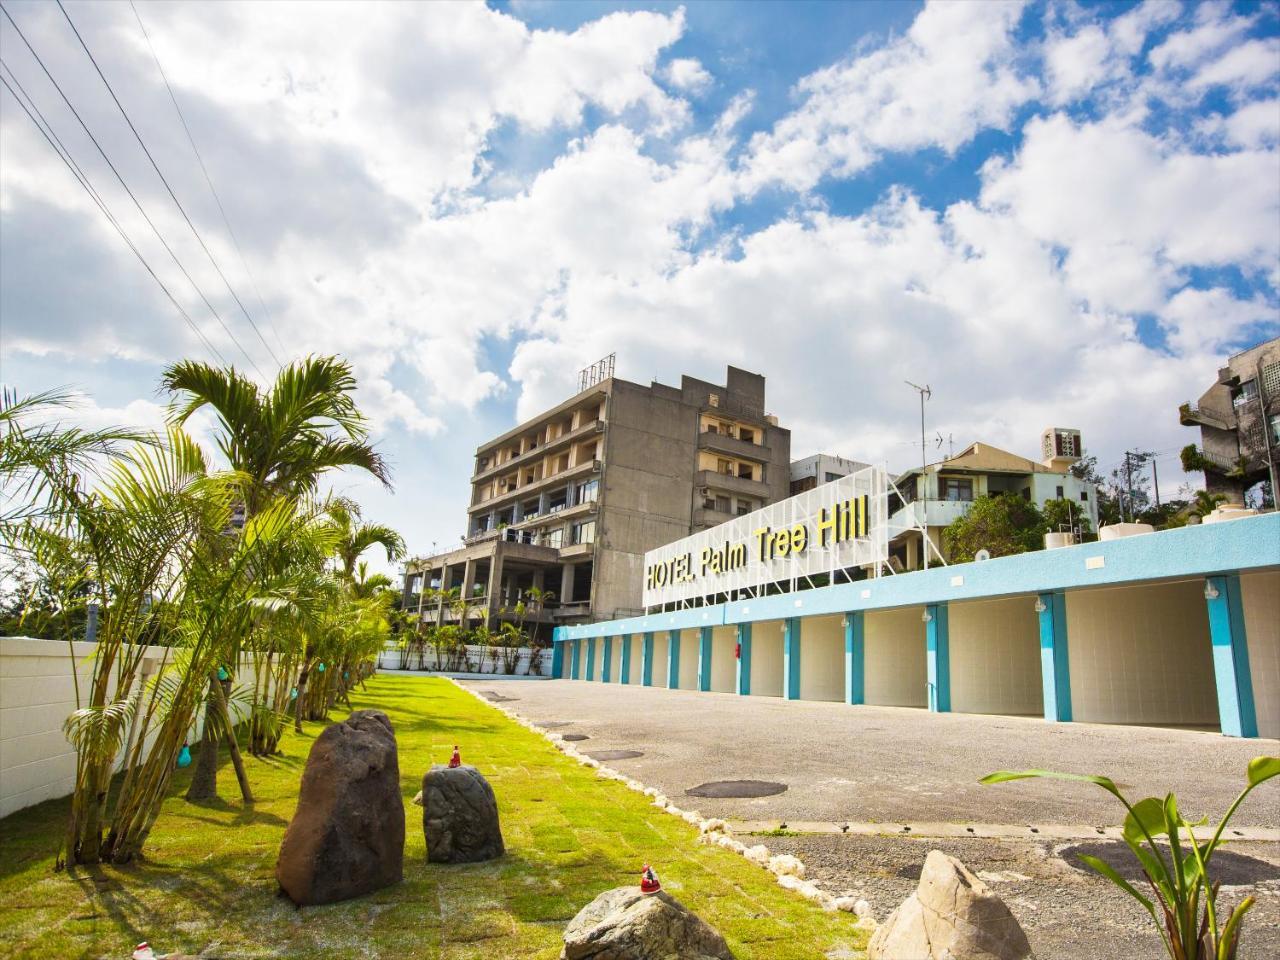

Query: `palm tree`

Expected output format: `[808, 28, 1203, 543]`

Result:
[325, 498, 405, 580]
[161, 356, 390, 514]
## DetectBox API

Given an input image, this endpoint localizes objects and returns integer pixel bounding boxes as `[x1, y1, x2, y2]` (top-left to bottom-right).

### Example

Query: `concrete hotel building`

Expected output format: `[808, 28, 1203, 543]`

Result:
[403, 366, 791, 638]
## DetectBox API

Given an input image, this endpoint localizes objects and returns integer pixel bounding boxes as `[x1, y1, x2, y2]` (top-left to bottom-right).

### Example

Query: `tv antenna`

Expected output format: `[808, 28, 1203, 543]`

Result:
[578, 353, 616, 392]
[905, 380, 932, 570]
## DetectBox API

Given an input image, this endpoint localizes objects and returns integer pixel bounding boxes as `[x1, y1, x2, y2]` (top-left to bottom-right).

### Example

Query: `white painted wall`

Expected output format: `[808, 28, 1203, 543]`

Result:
[650, 633, 670, 688]
[1241, 571, 1280, 740]
[800, 615, 844, 702]
[949, 597, 1044, 716]
[865, 607, 928, 707]
[710, 626, 737, 693]
[751, 621, 785, 697]
[1067, 582, 1218, 727]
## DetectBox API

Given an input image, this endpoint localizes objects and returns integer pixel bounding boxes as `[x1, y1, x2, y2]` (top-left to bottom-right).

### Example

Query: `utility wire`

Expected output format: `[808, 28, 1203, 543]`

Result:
[128, 0, 289, 361]
[54, 0, 277, 373]
[0, 67, 228, 365]
[0, 2, 260, 376]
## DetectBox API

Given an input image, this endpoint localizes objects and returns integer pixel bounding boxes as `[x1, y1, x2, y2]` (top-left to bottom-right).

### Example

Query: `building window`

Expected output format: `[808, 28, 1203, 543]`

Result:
[703, 497, 717, 510]
[737, 499, 752, 516]
[1022, 488, 1031, 500]
[737, 462, 754, 479]
[1263, 361, 1280, 398]
[1233, 379, 1259, 408]
[1081, 490, 1089, 501]
[573, 520, 596, 545]
[717, 458, 734, 475]
[1056, 485, 1065, 498]
[824, 472, 842, 483]
[940, 477, 973, 501]
[543, 527, 564, 549]
[577, 479, 599, 505]
[739, 428, 755, 443]
[715, 495, 731, 513]
[708, 393, 720, 408]
[704, 422, 718, 434]
[1271, 414, 1280, 445]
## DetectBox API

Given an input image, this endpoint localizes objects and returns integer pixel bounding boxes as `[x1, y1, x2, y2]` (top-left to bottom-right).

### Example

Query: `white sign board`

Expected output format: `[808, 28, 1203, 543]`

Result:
[643, 466, 890, 608]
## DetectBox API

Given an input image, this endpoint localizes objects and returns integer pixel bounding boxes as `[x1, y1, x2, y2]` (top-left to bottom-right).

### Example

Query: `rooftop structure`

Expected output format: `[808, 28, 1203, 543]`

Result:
[789, 453, 871, 495]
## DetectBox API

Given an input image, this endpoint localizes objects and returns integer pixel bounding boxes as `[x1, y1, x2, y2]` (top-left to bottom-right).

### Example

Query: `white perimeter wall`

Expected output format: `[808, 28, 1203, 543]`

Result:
[651, 633, 670, 688]
[865, 607, 927, 707]
[710, 626, 737, 693]
[800, 615, 844, 702]
[677, 630, 699, 690]
[751, 621, 784, 697]
[1067, 582, 1218, 727]
[1241, 571, 1280, 740]
[949, 597, 1044, 717]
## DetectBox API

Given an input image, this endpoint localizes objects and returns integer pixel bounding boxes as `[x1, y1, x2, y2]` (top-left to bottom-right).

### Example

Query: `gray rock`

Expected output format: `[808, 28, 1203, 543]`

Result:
[275, 710, 404, 905]
[422, 764, 505, 863]
[562, 886, 735, 960]
[869, 850, 1031, 960]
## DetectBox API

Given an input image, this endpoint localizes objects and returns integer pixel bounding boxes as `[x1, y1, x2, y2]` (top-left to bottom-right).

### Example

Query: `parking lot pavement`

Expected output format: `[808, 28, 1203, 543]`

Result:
[462, 680, 1279, 829]
[458, 679, 1280, 960]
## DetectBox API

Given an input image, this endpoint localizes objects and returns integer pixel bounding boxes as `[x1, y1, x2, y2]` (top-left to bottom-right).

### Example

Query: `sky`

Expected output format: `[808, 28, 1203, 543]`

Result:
[1, 0, 1278, 574]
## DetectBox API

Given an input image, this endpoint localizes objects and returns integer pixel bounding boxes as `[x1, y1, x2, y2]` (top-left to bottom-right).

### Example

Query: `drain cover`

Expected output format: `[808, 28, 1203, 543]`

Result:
[686, 780, 788, 799]
[561, 733, 589, 741]
[587, 750, 644, 761]
[1061, 842, 1280, 885]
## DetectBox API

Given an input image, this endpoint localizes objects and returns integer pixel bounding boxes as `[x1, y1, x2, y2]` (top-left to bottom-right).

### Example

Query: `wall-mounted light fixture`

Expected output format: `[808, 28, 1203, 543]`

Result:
[921, 610, 933, 623]
[840, 617, 849, 628]
[1033, 598, 1047, 614]
[1204, 581, 1220, 601]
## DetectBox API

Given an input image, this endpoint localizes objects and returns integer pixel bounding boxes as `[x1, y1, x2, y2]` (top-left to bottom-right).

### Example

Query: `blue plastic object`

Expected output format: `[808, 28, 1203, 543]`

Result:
[343, 671, 350, 679]
[217, 666, 229, 681]
[290, 687, 298, 700]
[177, 744, 192, 768]
[317, 662, 326, 673]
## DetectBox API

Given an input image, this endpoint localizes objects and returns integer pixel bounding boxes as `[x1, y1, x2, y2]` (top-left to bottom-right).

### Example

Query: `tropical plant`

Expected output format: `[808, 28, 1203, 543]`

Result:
[1191, 490, 1228, 518]
[326, 498, 405, 580]
[982, 757, 1280, 960]
[944, 493, 1044, 563]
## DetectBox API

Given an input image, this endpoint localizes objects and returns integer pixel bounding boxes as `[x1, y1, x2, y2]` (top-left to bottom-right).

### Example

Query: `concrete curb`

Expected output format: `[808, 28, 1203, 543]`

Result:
[735, 820, 1280, 843]
[449, 678, 876, 927]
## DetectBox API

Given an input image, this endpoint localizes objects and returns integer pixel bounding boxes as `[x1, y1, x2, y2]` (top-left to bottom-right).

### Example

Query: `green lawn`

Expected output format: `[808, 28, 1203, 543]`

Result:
[0, 675, 867, 958]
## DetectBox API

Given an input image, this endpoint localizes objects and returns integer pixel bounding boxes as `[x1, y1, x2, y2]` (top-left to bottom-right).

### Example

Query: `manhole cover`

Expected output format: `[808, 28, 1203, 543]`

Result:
[561, 733, 590, 742]
[587, 750, 644, 761]
[686, 780, 788, 799]
[1061, 842, 1280, 886]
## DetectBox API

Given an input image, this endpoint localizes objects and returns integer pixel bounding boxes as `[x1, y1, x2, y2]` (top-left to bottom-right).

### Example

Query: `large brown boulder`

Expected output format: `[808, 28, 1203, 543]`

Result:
[869, 850, 1031, 960]
[275, 710, 404, 905]
[562, 886, 735, 960]
[422, 764, 504, 863]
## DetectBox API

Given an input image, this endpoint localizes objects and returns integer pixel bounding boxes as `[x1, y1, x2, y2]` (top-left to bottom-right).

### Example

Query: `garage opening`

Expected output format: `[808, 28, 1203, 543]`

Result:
[800, 614, 844, 702]
[1241, 571, 1280, 739]
[649, 632, 670, 688]
[1067, 581, 1217, 730]
[864, 607, 927, 707]
[626, 635, 644, 685]
[609, 637, 623, 683]
[949, 597, 1043, 717]
[750, 620, 785, 697]
[676, 630, 699, 690]
[710, 626, 737, 693]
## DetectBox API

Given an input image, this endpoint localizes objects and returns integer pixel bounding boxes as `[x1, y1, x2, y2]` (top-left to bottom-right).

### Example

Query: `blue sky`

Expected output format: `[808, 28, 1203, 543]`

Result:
[2, 0, 1277, 571]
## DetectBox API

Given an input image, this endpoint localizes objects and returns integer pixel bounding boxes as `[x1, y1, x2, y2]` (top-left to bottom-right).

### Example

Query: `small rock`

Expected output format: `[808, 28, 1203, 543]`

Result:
[869, 850, 1031, 960]
[422, 763, 505, 863]
[562, 886, 735, 959]
[275, 710, 404, 906]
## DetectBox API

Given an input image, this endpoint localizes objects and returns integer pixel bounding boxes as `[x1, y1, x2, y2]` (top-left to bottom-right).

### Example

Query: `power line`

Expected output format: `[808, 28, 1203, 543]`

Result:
[0, 66, 228, 365]
[128, 0, 289, 361]
[1, 1, 261, 376]
[54, 0, 278, 373]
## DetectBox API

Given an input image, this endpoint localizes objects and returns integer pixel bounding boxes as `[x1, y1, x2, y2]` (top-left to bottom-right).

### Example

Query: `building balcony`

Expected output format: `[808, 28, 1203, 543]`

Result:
[889, 498, 975, 532]
[470, 458, 601, 514]
[693, 506, 743, 529]
[1179, 401, 1235, 431]
[697, 429, 770, 462]
[471, 418, 604, 482]
[696, 469, 770, 500]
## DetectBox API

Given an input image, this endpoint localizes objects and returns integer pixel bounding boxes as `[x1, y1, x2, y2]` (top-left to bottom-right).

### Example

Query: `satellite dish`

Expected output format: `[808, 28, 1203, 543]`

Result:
[975, 548, 991, 562]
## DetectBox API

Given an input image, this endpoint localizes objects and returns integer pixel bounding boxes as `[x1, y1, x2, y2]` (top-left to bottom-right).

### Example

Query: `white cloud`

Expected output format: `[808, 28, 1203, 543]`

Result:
[741, 0, 1037, 192]
[665, 57, 713, 95]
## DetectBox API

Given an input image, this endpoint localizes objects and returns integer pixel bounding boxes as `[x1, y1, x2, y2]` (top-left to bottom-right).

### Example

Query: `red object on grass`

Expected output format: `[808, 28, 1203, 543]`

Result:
[640, 864, 661, 894]
[448, 745, 461, 768]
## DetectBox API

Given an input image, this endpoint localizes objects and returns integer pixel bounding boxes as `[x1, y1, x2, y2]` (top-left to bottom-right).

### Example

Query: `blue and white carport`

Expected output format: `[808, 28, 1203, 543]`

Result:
[553, 514, 1280, 739]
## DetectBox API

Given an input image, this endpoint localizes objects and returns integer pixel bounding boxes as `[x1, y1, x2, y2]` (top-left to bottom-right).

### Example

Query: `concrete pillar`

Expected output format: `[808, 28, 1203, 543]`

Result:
[552, 640, 565, 679]
[845, 611, 865, 705]
[586, 637, 597, 681]
[1038, 592, 1072, 722]
[538, 491, 549, 515]
[602, 636, 613, 682]
[85, 603, 99, 643]
[561, 562, 576, 604]
[461, 559, 477, 602]
[570, 639, 581, 680]
[926, 603, 950, 712]
[532, 568, 545, 593]
[736, 623, 752, 695]
[620, 633, 631, 684]
[1206, 575, 1258, 738]
[698, 626, 712, 692]
[668, 630, 681, 689]
[642, 632, 654, 686]
[783, 618, 801, 700]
